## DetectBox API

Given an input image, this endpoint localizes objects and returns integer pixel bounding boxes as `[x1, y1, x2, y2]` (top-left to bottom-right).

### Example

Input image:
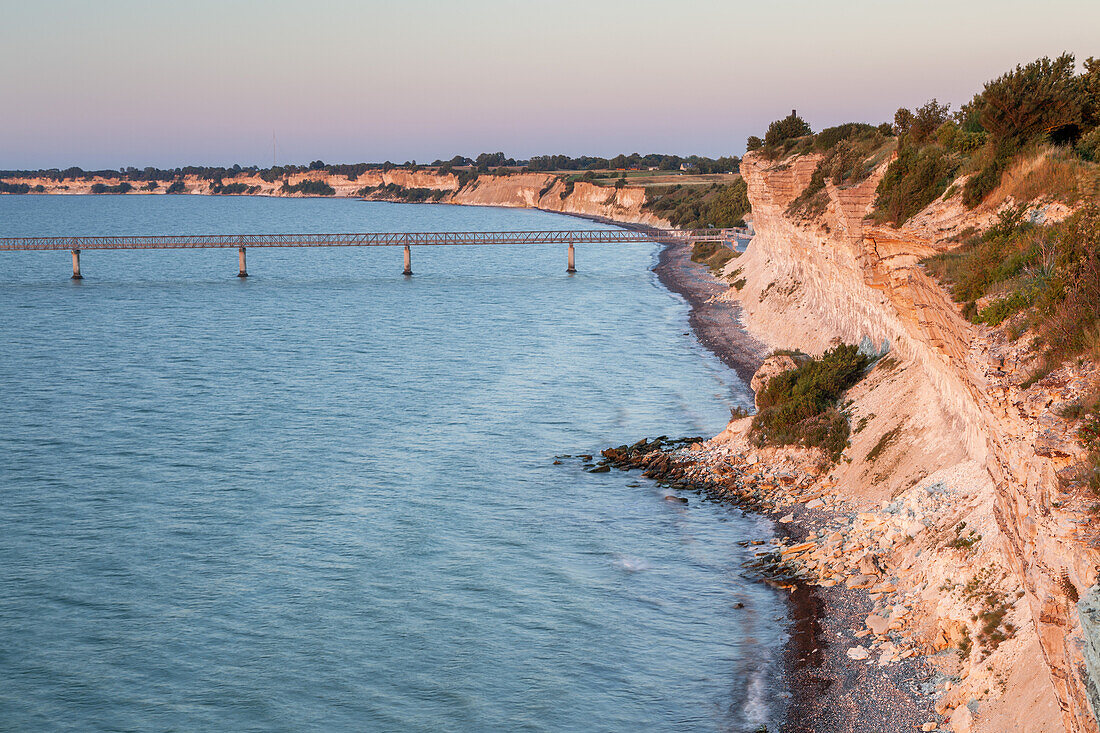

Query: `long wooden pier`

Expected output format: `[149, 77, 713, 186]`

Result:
[0, 227, 748, 278]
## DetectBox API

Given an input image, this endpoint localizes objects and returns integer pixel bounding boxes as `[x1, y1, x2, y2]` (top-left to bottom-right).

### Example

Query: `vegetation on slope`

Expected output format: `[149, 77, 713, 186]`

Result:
[786, 123, 896, 218]
[643, 177, 750, 229]
[923, 204, 1100, 366]
[689, 240, 738, 274]
[281, 179, 335, 196]
[875, 54, 1100, 225]
[750, 345, 872, 460]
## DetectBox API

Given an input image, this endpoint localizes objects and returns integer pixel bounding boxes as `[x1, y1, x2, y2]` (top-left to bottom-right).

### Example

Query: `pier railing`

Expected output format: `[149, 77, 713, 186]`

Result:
[0, 227, 747, 251]
[0, 226, 752, 278]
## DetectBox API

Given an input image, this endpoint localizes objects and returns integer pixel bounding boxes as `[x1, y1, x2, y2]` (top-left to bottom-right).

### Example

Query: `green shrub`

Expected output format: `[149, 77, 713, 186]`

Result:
[1078, 127, 1100, 162]
[750, 344, 872, 460]
[977, 54, 1083, 144]
[644, 180, 750, 229]
[89, 181, 133, 194]
[165, 180, 187, 194]
[690, 240, 738, 273]
[281, 179, 335, 196]
[0, 180, 31, 194]
[923, 204, 1100, 363]
[874, 144, 956, 224]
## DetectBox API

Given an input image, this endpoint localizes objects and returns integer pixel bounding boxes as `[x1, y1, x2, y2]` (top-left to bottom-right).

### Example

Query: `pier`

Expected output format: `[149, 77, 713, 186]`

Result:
[0, 228, 749, 278]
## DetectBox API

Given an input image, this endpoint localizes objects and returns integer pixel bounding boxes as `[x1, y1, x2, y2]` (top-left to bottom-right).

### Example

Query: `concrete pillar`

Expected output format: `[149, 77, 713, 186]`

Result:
[71, 249, 82, 280]
[567, 242, 576, 273]
[403, 244, 412, 276]
[237, 247, 248, 278]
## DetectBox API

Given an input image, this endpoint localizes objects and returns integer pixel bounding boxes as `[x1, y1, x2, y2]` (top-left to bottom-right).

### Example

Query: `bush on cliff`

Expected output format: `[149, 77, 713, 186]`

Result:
[788, 124, 895, 218]
[750, 344, 871, 460]
[871, 55, 1100, 222]
[89, 182, 133, 194]
[923, 204, 1100, 365]
[281, 179, 335, 196]
[690, 240, 738, 273]
[764, 112, 812, 150]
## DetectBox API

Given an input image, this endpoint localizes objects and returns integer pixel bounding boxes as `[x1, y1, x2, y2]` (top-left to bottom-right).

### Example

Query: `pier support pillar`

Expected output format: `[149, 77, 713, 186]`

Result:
[403, 244, 412, 276]
[71, 249, 82, 280]
[566, 242, 576, 273]
[237, 247, 248, 278]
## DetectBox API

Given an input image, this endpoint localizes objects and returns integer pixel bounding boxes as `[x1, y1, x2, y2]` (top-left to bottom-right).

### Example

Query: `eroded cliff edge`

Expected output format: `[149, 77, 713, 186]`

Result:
[722, 150, 1100, 731]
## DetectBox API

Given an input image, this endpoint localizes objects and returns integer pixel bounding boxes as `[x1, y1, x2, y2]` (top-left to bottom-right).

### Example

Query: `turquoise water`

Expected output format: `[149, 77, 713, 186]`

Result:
[0, 196, 785, 731]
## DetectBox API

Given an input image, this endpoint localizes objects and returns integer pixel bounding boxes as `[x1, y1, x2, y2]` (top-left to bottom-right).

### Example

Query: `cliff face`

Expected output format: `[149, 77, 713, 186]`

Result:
[733, 151, 1100, 732]
[1, 170, 667, 227]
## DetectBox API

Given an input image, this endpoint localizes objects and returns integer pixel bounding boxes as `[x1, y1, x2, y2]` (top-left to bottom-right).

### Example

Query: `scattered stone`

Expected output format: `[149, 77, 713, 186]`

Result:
[805, 497, 824, 510]
[664, 495, 688, 504]
[866, 614, 890, 636]
[921, 723, 937, 732]
[846, 646, 870, 660]
[779, 513, 794, 524]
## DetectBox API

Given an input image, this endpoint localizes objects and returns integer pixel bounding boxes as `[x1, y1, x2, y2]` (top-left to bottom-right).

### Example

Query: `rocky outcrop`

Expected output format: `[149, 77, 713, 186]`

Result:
[749, 353, 800, 410]
[729, 150, 1100, 732]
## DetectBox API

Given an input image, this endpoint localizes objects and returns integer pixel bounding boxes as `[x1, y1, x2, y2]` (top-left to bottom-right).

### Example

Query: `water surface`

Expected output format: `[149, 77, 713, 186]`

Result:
[0, 196, 785, 731]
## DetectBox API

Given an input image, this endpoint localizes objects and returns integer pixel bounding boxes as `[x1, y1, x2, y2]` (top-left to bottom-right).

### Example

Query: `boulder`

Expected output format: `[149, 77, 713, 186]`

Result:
[750, 353, 800, 410]
[949, 704, 973, 733]
[866, 614, 890, 636]
[846, 646, 870, 660]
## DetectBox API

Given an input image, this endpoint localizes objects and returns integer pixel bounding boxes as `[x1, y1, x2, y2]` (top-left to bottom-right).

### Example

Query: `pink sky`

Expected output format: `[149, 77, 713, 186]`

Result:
[2, 0, 1098, 168]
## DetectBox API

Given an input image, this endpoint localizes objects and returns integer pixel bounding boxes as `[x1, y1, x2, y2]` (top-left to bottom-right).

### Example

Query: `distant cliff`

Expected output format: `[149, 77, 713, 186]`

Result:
[0, 169, 669, 227]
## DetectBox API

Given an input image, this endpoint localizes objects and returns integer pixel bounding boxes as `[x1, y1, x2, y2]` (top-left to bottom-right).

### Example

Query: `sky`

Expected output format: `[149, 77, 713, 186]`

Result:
[2, 0, 1099, 169]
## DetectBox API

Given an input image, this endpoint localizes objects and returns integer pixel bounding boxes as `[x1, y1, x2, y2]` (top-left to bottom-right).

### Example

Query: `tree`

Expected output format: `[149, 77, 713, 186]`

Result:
[763, 112, 811, 148]
[977, 53, 1083, 143]
[705, 178, 751, 227]
[746, 136, 763, 152]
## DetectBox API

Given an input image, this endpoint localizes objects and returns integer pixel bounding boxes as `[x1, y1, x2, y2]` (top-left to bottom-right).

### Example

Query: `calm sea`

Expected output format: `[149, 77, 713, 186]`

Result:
[0, 196, 786, 732]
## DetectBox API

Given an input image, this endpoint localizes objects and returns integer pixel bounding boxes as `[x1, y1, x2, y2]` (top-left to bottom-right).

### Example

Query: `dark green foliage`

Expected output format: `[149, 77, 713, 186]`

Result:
[977, 54, 1082, 144]
[788, 125, 892, 217]
[923, 204, 1100, 363]
[89, 182, 133, 194]
[705, 177, 750, 227]
[644, 179, 750, 229]
[746, 135, 763, 152]
[689, 240, 738, 273]
[165, 180, 187, 194]
[0, 180, 31, 194]
[813, 123, 878, 152]
[961, 140, 1016, 208]
[281, 179, 335, 196]
[211, 181, 249, 195]
[357, 183, 446, 202]
[749, 345, 872, 460]
[1078, 127, 1100, 162]
[456, 169, 479, 188]
[764, 112, 812, 149]
[873, 144, 955, 224]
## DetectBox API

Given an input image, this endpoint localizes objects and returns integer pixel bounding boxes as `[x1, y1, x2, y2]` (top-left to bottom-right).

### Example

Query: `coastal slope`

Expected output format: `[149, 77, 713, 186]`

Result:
[717, 149, 1100, 732]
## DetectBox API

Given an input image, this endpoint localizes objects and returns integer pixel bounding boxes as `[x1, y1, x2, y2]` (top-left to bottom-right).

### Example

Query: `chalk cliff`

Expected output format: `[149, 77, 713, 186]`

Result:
[725, 150, 1100, 732]
[1, 170, 667, 227]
